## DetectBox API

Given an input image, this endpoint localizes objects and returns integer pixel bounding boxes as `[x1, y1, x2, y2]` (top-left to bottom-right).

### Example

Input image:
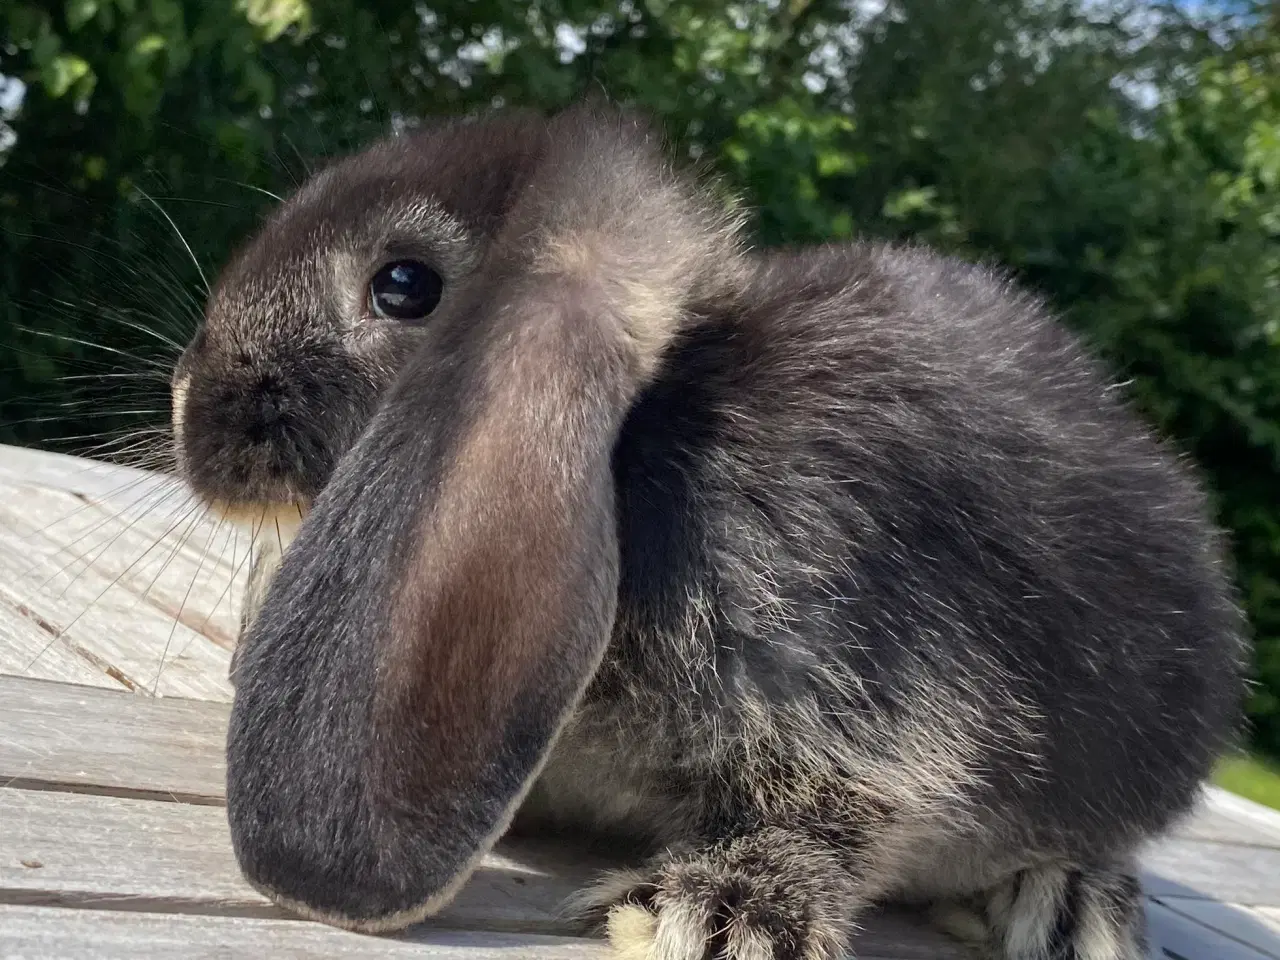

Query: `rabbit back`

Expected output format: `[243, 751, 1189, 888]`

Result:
[536, 239, 1246, 878]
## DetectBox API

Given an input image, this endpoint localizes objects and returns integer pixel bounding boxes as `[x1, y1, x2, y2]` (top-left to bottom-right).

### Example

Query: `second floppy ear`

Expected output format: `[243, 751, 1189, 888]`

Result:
[223, 103, 746, 933]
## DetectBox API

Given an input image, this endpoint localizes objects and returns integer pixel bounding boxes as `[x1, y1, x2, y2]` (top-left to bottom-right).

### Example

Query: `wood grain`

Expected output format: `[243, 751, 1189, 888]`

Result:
[0, 445, 243, 701]
[5, 441, 1280, 958]
[0, 789, 597, 935]
[0, 905, 938, 960]
[1155, 898, 1280, 959]
[0, 675, 228, 802]
[1175, 789, 1280, 850]
[0, 673, 966, 957]
[0, 905, 610, 960]
[1143, 839, 1280, 908]
[1146, 900, 1275, 960]
[0, 786, 963, 958]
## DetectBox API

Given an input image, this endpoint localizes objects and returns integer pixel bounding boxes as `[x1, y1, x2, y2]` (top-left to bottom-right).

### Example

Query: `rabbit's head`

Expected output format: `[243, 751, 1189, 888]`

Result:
[201, 104, 744, 932]
[171, 110, 545, 524]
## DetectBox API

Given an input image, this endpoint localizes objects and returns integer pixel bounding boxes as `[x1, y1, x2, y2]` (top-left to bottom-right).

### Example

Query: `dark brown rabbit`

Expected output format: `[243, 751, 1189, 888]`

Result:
[171, 102, 1246, 960]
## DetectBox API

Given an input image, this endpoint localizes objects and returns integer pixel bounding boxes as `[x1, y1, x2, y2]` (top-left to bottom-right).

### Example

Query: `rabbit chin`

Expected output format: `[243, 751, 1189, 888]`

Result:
[207, 499, 310, 552]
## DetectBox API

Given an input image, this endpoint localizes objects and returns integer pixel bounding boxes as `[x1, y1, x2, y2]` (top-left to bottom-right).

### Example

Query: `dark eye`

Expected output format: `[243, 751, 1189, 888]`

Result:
[367, 259, 443, 322]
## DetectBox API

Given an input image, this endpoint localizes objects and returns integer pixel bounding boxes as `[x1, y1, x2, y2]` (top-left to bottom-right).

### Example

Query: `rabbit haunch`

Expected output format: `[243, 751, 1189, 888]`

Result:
[171, 104, 1245, 960]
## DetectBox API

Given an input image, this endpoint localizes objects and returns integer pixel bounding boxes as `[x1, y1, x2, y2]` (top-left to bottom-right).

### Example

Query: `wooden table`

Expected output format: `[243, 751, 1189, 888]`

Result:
[1, 442, 1278, 959]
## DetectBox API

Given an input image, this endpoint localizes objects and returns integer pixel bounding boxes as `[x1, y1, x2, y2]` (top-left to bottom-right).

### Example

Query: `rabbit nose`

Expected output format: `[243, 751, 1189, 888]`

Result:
[246, 374, 288, 444]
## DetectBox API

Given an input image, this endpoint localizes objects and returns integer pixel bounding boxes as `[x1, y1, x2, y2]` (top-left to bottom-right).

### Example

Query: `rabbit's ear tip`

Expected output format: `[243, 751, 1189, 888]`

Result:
[225, 655, 552, 936]
[228, 809, 483, 934]
[262, 887, 444, 935]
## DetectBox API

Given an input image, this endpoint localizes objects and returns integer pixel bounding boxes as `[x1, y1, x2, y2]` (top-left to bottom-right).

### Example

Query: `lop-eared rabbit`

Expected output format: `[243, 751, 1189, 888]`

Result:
[170, 103, 1245, 960]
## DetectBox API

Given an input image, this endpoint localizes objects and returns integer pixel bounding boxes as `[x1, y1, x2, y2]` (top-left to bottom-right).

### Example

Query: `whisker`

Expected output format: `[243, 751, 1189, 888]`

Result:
[134, 187, 210, 294]
[20, 498, 205, 676]
[56, 372, 172, 383]
[214, 178, 285, 203]
[142, 195, 245, 210]
[14, 471, 176, 544]
[2, 412, 169, 429]
[44, 299, 186, 352]
[40, 484, 192, 598]
[21, 299, 188, 350]
[7, 235, 203, 331]
[74, 434, 171, 462]
[35, 394, 168, 413]
[151, 504, 218, 694]
[2, 344, 162, 377]
[15, 327, 171, 369]
[129, 498, 216, 609]
[38, 435, 173, 470]
[281, 131, 314, 178]
[195, 521, 248, 636]
[100, 450, 175, 471]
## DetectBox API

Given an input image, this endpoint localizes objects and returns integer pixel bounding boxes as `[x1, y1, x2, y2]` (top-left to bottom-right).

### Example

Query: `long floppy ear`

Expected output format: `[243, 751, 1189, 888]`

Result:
[224, 104, 744, 933]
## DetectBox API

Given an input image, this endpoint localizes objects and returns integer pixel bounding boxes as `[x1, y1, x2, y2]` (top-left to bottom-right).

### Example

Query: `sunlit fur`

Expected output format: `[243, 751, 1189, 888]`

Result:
[168, 103, 1245, 960]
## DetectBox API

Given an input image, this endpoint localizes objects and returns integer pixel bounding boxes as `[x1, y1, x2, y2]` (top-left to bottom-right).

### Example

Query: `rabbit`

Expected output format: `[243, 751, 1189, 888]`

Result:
[169, 101, 1247, 960]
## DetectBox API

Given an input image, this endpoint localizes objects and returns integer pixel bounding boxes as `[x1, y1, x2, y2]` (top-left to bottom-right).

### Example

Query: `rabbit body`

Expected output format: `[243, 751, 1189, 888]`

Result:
[182, 105, 1245, 960]
[509, 241, 1243, 960]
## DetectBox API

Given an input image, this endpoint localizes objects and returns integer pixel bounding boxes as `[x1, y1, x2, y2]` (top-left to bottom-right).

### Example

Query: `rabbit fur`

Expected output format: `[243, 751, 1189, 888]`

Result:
[171, 102, 1246, 960]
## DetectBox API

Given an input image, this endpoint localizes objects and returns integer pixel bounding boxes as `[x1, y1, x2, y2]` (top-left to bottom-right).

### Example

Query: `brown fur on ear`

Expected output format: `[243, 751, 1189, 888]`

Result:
[224, 102, 745, 932]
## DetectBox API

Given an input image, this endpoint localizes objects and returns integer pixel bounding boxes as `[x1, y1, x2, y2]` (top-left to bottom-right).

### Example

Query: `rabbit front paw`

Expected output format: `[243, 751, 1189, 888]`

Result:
[570, 828, 859, 960]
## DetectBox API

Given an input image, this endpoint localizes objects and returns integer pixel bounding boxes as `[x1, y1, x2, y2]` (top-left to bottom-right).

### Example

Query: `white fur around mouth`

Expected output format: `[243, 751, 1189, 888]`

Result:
[208, 500, 309, 551]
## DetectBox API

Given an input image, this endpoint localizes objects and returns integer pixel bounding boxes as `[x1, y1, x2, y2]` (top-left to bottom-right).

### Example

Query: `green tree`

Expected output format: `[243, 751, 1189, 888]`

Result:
[4, 0, 1280, 752]
[811, 2, 1280, 749]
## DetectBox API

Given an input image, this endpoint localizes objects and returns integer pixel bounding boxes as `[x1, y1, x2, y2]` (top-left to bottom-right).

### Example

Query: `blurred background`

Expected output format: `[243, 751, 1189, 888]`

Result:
[1, 0, 1278, 797]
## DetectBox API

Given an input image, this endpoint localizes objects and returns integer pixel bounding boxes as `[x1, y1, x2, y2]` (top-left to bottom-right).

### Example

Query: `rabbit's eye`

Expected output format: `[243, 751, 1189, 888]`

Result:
[367, 260, 443, 322]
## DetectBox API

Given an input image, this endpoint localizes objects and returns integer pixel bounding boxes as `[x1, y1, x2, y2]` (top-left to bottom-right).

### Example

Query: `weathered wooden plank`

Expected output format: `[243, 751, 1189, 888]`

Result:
[3, 440, 1279, 957]
[1173, 804, 1280, 851]
[10, 674, 1280, 952]
[0, 786, 963, 958]
[0, 443, 246, 701]
[1143, 839, 1280, 908]
[0, 589, 120, 691]
[0, 444, 171, 505]
[0, 905, 610, 960]
[1172, 789, 1280, 851]
[5, 900, 1272, 960]
[0, 676, 228, 802]
[0, 445, 245, 605]
[0, 789, 599, 936]
[1146, 900, 1275, 960]
[0, 485, 245, 648]
[848, 909, 968, 959]
[1155, 898, 1280, 959]
[1258, 912, 1280, 945]
[0, 677, 960, 955]
[0, 905, 936, 960]
[0, 491, 238, 701]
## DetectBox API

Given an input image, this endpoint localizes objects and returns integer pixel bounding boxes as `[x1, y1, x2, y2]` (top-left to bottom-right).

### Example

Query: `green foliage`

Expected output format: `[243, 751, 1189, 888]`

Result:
[3, 0, 1280, 751]
[825, 8, 1280, 750]
[1216, 754, 1280, 812]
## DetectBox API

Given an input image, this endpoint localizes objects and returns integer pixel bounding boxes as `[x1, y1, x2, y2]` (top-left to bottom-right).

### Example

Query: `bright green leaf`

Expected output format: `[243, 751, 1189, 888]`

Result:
[234, 0, 312, 42]
[65, 0, 100, 31]
[133, 33, 167, 58]
[41, 54, 92, 99]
